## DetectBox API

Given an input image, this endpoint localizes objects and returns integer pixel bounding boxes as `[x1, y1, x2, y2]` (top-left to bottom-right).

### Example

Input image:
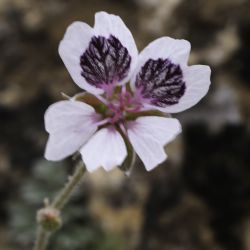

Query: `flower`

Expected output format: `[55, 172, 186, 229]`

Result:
[44, 12, 211, 172]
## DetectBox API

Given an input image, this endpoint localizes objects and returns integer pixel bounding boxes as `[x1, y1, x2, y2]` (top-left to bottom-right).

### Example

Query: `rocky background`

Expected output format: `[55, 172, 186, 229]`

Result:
[1, 0, 250, 249]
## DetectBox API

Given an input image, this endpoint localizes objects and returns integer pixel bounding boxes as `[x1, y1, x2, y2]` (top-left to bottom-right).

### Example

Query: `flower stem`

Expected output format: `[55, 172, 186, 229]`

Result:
[33, 161, 86, 250]
[52, 162, 86, 210]
[34, 227, 49, 250]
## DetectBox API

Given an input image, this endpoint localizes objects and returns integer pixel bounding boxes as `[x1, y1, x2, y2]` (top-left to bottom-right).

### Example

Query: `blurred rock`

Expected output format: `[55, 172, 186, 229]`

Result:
[183, 124, 250, 250]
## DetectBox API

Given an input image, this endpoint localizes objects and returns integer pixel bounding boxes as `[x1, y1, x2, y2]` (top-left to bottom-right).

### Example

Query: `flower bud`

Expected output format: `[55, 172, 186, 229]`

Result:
[37, 207, 62, 232]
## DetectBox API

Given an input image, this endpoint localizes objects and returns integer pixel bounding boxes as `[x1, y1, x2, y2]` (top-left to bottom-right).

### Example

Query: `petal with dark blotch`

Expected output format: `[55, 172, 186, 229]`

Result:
[80, 35, 132, 89]
[134, 58, 186, 107]
[140, 64, 211, 113]
[94, 12, 138, 84]
[59, 12, 138, 95]
[58, 22, 103, 95]
[131, 37, 211, 113]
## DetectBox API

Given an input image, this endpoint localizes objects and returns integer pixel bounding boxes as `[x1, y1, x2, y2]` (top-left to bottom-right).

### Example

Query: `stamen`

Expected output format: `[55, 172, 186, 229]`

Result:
[95, 95, 108, 105]
[95, 118, 110, 126]
[122, 85, 127, 95]
[95, 86, 145, 126]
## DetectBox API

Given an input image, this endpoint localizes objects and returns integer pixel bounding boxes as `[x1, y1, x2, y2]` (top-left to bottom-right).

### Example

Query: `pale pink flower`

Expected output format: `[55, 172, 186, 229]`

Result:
[44, 12, 211, 172]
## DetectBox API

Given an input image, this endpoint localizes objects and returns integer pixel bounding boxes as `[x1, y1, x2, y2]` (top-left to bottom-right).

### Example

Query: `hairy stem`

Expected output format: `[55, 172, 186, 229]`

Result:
[34, 227, 49, 250]
[33, 162, 86, 250]
[52, 163, 86, 210]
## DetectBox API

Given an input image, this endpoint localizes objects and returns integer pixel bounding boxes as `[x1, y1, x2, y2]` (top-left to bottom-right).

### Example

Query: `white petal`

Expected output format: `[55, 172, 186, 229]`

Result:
[59, 22, 103, 95]
[127, 116, 182, 171]
[130, 37, 190, 90]
[150, 65, 211, 113]
[130, 116, 182, 145]
[45, 129, 93, 161]
[44, 100, 98, 161]
[45, 100, 96, 133]
[80, 127, 127, 172]
[94, 11, 138, 84]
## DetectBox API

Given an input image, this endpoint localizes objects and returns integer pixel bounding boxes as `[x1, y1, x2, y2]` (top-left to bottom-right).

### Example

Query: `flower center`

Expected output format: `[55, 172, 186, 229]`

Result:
[106, 89, 142, 124]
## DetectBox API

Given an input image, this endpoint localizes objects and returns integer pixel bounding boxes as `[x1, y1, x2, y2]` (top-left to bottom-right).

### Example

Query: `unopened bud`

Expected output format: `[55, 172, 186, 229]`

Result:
[37, 207, 62, 232]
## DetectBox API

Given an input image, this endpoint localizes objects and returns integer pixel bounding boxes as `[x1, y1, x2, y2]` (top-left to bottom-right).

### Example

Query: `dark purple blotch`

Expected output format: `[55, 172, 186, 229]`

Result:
[135, 58, 186, 107]
[80, 35, 131, 88]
